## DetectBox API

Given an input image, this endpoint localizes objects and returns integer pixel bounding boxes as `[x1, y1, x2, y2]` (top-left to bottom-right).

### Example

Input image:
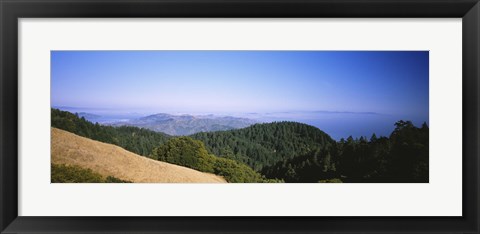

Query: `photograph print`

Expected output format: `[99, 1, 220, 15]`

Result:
[51, 51, 429, 183]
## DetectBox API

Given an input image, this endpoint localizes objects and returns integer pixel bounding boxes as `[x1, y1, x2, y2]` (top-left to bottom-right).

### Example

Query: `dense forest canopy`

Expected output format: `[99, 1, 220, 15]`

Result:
[51, 108, 428, 183]
[191, 122, 334, 171]
[261, 120, 429, 183]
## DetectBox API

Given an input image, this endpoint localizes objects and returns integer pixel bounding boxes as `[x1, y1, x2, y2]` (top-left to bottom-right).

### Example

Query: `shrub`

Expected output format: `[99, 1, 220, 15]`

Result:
[51, 164, 131, 183]
[151, 137, 215, 173]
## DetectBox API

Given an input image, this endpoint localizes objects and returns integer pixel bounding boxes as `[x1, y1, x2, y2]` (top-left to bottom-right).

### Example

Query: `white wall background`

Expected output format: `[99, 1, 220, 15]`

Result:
[18, 18, 462, 216]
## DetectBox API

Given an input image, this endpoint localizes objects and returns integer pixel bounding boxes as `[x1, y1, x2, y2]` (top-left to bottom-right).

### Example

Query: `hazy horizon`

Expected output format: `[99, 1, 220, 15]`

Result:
[53, 105, 424, 140]
[51, 50, 429, 139]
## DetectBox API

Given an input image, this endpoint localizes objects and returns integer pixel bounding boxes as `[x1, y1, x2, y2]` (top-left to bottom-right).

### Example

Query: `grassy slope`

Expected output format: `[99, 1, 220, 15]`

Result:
[51, 127, 226, 183]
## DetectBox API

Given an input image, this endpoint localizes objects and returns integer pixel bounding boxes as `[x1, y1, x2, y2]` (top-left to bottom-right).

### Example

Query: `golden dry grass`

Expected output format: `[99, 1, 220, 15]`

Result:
[51, 127, 226, 183]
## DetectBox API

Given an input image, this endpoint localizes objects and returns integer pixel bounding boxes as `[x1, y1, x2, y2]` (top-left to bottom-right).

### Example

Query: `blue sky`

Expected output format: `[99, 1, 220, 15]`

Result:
[51, 51, 428, 115]
[51, 51, 428, 138]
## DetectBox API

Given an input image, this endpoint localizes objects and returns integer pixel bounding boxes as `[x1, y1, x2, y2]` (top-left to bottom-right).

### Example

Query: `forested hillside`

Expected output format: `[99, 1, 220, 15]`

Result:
[150, 137, 278, 182]
[191, 122, 334, 171]
[52, 108, 428, 183]
[51, 109, 274, 183]
[52, 108, 170, 157]
[261, 120, 429, 183]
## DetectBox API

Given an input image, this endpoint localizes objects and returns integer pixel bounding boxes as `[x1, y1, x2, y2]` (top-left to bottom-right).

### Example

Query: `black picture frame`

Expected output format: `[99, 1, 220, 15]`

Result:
[1, 0, 479, 233]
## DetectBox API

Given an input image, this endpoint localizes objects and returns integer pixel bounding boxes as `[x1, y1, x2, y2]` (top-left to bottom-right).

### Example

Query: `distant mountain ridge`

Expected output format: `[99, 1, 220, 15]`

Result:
[111, 113, 258, 135]
[77, 112, 102, 121]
